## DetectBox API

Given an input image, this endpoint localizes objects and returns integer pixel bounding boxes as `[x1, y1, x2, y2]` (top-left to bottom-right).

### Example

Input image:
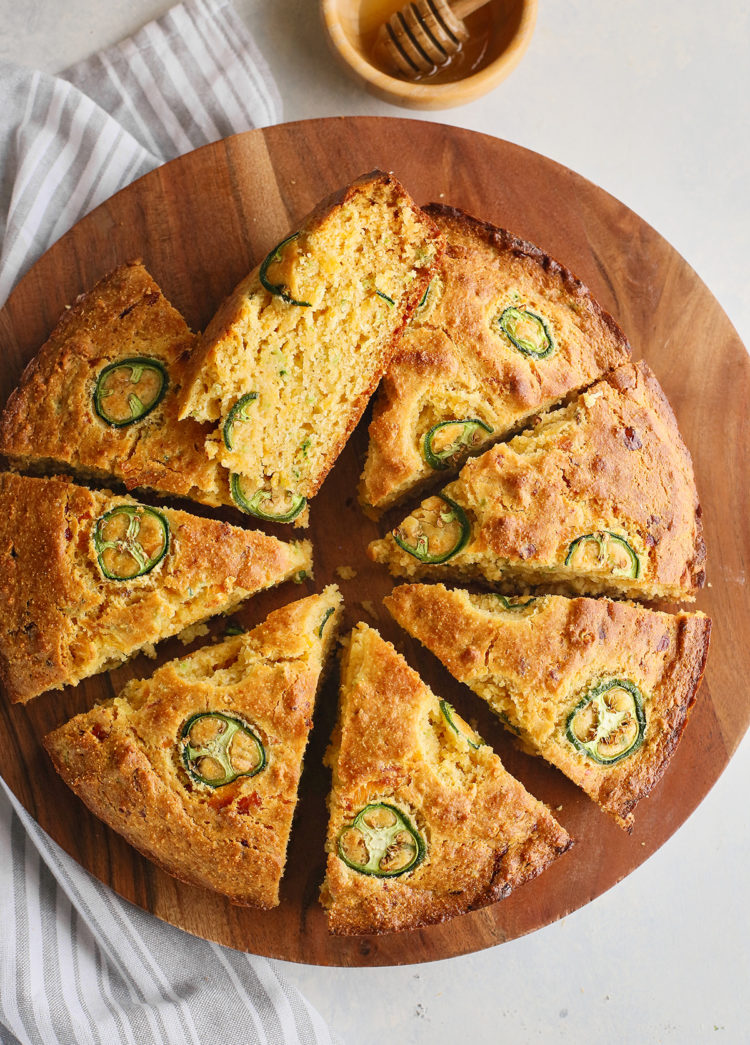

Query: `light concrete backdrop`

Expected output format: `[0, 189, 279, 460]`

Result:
[1, 2, 748, 1042]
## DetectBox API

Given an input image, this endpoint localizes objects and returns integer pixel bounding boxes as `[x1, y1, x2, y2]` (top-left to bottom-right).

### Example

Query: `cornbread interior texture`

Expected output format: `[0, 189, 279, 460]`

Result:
[360, 204, 632, 513]
[0, 262, 230, 507]
[0, 472, 312, 703]
[385, 585, 711, 830]
[44, 588, 343, 907]
[320, 623, 571, 935]
[369, 361, 706, 602]
[178, 171, 442, 507]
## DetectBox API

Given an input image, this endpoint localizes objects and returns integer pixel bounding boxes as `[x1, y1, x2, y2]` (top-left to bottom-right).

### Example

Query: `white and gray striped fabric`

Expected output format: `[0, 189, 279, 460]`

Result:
[0, 3, 338, 1043]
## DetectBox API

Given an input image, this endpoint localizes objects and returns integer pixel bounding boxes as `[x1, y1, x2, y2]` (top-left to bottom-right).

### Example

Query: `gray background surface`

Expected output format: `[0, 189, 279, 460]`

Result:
[1, 2, 748, 1042]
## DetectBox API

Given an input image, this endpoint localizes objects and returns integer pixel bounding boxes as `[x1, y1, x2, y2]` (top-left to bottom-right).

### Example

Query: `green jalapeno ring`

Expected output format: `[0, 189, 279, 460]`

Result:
[230, 474, 307, 523]
[439, 699, 483, 750]
[93, 356, 168, 427]
[495, 595, 537, 611]
[495, 305, 555, 359]
[93, 505, 169, 581]
[317, 607, 335, 638]
[416, 281, 431, 310]
[259, 232, 312, 307]
[565, 531, 641, 579]
[337, 802, 426, 878]
[393, 494, 471, 565]
[422, 418, 494, 471]
[566, 679, 646, 766]
[223, 392, 258, 451]
[375, 290, 395, 306]
[180, 711, 266, 788]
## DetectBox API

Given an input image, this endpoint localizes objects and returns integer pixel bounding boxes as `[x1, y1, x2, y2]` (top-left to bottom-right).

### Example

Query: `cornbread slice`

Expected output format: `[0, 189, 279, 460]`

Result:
[320, 623, 571, 935]
[0, 262, 230, 507]
[44, 588, 343, 907]
[178, 171, 442, 524]
[385, 584, 711, 830]
[360, 204, 632, 514]
[0, 473, 312, 703]
[369, 362, 706, 602]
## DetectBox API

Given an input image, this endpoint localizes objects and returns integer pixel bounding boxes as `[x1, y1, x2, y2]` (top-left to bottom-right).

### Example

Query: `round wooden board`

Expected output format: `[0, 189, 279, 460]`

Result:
[0, 118, 747, 968]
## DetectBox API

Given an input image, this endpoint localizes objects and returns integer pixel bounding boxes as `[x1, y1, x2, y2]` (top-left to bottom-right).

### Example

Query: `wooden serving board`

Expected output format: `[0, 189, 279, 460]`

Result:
[0, 118, 747, 968]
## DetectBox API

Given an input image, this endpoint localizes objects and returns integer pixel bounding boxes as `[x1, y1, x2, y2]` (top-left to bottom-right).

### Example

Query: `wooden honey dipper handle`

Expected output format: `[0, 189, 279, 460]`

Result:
[374, 0, 493, 80]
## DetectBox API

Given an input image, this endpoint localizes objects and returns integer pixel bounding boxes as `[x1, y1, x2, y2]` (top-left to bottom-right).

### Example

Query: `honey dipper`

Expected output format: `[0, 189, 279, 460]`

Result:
[374, 0, 491, 78]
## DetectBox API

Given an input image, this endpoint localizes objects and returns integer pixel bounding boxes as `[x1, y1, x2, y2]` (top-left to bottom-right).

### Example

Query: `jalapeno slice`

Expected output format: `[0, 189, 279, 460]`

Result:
[375, 290, 395, 306]
[259, 232, 311, 307]
[317, 607, 335, 637]
[180, 712, 266, 788]
[230, 474, 307, 523]
[439, 700, 483, 749]
[393, 494, 470, 564]
[411, 276, 442, 324]
[337, 802, 425, 878]
[93, 505, 169, 580]
[423, 418, 494, 471]
[93, 357, 168, 427]
[223, 392, 258, 450]
[565, 531, 640, 578]
[494, 595, 537, 611]
[566, 679, 646, 765]
[495, 305, 554, 359]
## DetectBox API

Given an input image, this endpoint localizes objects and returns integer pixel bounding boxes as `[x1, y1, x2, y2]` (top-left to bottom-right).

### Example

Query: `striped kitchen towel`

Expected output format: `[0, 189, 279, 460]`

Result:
[0, 3, 339, 1044]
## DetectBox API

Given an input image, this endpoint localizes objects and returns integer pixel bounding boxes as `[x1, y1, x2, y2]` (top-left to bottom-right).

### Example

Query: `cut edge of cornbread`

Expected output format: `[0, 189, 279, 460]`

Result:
[178, 171, 443, 515]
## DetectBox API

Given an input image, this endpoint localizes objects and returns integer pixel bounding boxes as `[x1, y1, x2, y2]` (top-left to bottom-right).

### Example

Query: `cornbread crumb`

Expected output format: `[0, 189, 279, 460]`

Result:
[335, 566, 357, 581]
[179, 171, 442, 517]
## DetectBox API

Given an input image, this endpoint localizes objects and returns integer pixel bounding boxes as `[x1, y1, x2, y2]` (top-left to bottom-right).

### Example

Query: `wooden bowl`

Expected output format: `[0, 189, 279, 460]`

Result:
[320, 0, 538, 110]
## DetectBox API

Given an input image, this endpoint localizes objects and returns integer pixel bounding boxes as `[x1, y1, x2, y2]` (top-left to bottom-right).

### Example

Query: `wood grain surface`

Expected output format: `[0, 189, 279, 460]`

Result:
[0, 117, 747, 968]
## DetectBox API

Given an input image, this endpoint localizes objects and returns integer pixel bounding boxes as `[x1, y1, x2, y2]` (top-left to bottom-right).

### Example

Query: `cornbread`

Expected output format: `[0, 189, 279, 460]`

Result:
[320, 623, 571, 934]
[385, 584, 711, 830]
[0, 472, 312, 703]
[360, 204, 632, 514]
[0, 262, 230, 507]
[44, 588, 343, 907]
[178, 171, 442, 525]
[369, 361, 706, 603]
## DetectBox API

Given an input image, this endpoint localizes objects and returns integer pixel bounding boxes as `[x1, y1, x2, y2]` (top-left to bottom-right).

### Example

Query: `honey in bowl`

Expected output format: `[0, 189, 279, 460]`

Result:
[361, 0, 520, 84]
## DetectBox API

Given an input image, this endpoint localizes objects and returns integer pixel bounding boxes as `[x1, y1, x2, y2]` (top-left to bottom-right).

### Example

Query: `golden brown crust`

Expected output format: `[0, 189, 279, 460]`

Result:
[385, 584, 711, 829]
[0, 473, 312, 703]
[178, 170, 443, 505]
[360, 204, 632, 512]
[0, 262, 230, 506]
[369, 361, 706, 602]
[44, 589, 343, 907]
[321, 623, 571, 934]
